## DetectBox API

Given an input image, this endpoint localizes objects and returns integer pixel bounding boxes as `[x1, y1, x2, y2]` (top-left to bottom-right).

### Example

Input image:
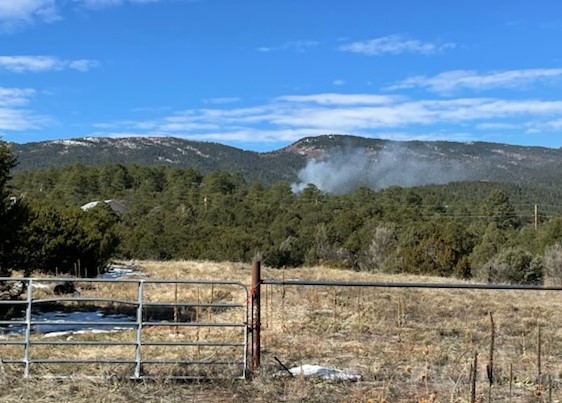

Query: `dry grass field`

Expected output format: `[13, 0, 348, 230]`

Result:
[1, 260, 562, 402]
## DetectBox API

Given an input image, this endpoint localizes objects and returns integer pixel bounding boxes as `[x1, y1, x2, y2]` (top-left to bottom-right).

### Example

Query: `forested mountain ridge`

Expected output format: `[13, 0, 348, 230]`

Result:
[282, 135, 562, 188]
[6, 138, 562, 284]
[11, 136, 303, 184]
[10, 135, 562, 188]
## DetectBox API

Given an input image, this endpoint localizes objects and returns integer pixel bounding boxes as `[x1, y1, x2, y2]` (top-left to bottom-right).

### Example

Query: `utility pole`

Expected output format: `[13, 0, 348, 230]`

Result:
[534, 204, 538, 231]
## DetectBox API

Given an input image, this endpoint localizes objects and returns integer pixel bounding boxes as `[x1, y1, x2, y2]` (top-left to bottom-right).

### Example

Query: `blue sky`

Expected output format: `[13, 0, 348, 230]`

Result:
[1, 0, 562, 151]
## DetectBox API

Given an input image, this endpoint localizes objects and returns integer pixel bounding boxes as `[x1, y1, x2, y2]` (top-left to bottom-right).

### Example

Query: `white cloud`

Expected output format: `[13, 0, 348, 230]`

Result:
[0, 108, 45, 131]
[525, 118, 562, 133]
[275, 93, 399, 105]
[0, 56, 99, 72]
[90, 93, 562, 146]
[180, 128, 323, 143]
[339, 35, 455, 56]
[385, 68, 562, 93]
[75, 0, 165, 9]
[155, 121, 221, 132]
[476, 122, 519, 130]
[332, 80, 346, 86]
[75, 0, 125, 6]
[257, 40, 319, 53]
[0, 0, 59, 31]
[0, 87, 36, 107]
[375, 131, 473, 143]
[0, 0, 167, 31]
[0, 86, 49, 131]
[68, 59, 100, 71]
[0, 56, 61, 72]
[98, 128, 324, 144]
[203, 97, 241, 105]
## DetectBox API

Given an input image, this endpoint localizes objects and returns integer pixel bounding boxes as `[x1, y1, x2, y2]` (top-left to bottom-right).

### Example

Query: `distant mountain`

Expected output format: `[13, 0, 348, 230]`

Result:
[11, 136, 304, 184]
[10, 135, 562, 189]
[283, 135, 562, 192]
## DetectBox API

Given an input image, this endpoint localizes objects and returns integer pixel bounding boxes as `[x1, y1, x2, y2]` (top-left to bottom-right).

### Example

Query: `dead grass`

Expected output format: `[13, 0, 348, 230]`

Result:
[2, 260, 562, 402]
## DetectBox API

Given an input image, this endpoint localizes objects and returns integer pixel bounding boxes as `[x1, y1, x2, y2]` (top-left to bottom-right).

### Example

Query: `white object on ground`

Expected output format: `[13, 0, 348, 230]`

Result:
[287, 364, 361, 381]
[42, 328, 127, 338]
[31, 283, 50, 289]
[101, 264, 143, 279]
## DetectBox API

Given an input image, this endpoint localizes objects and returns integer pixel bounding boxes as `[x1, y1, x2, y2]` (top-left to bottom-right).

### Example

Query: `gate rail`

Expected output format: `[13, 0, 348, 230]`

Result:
[0, 277, 249, 380]
[249, 265, 562, 371]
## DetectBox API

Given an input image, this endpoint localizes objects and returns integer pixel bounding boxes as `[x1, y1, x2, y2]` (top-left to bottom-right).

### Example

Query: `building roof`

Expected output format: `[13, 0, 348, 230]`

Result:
[80, 199, 129, 214]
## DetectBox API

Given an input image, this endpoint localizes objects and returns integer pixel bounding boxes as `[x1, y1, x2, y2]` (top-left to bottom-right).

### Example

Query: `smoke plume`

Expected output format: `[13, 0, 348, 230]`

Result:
[291, 145, 469, 194]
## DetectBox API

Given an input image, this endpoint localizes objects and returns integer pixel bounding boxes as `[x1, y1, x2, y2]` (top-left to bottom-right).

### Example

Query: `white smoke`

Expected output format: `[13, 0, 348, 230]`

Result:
[291, 145, 468, 194]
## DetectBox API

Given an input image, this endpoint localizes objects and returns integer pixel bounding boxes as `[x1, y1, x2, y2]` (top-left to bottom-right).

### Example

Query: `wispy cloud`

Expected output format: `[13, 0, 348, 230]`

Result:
[75, 0, 168, 9]
[89, 93, 562, 145]
[0, 56, 100, 73]
[0, 0, 60, 31]
[375, 131, 473, 143]
[476, 122, 519, 131]
[203, 97, 241, 105]
[339, 35, 455, 56]
[0, 87, 36, 107]
[332, 80, 346, 86]
[257, 40, 319, 53]
[275, 93, 400, 105]
[67, 59, 100, 71]
[525, 118, 562, 133]
[0, 0, 168, 31]
[95, 128, 324, 145]
[0, 108, 47, 132]
[385, 68, 562, 93]
[0, 86, 49, 131]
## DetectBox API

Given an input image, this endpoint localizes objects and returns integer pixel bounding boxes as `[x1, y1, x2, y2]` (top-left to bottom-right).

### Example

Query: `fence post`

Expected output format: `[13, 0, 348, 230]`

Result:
[251, 260, 261, 372]
[134, 280, 144, 379]
[23, 279, 32, 378]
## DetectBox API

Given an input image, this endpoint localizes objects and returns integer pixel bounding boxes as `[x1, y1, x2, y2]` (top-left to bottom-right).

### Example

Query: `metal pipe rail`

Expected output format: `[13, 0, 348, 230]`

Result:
[263, 278, 562, 291]
[0, 277, 250, 380]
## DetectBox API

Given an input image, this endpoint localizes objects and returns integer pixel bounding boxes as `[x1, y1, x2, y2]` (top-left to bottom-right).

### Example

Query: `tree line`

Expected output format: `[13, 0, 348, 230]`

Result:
[4, 143, 562, 285]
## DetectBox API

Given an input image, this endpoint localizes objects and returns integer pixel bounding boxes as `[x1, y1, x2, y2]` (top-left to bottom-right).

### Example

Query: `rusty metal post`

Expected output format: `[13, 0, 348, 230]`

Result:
[251, 260, 262, 371]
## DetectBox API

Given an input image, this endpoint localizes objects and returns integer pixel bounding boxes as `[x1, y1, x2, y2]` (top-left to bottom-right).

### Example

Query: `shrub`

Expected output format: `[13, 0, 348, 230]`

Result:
[18, 203, 119, 277]
[361, 224, 397, 271]
[543, 243, 562, 285]
[475, 248, 543, 285]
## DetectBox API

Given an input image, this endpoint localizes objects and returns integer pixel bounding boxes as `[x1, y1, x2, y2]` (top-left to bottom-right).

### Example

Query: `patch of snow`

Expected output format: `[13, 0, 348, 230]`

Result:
[0, 310, 136, 336]
[42, 328, 129, 338]
[156, 156, 178, 163]
[116, 139, 141, 149]
[83, 137, 103, 143]
[52, 139, 91, 147]
[145, 137, 161, 144]
[180, 145, 209, 158]
[284, 364, 361, 381]
[101, 264, 142, 279]
[31, 283, 50, 289]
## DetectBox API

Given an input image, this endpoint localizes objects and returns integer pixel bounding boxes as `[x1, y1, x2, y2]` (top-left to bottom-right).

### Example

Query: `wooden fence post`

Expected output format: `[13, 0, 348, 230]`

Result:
[251, 260, 262, 372]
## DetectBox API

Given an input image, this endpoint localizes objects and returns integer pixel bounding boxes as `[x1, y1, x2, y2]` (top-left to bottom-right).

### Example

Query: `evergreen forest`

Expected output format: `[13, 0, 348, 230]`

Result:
[4, 139, 562, 286]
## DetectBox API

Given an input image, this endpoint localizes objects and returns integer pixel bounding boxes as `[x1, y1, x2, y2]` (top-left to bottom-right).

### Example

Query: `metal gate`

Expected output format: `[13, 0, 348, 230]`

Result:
[0, 277, 249, 380]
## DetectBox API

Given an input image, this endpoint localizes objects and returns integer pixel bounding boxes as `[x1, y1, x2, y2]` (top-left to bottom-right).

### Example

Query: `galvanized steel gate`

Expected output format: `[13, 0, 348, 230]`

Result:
[0, 277, 249, 380]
